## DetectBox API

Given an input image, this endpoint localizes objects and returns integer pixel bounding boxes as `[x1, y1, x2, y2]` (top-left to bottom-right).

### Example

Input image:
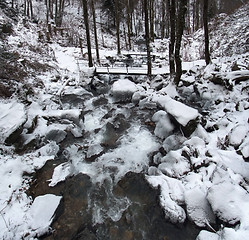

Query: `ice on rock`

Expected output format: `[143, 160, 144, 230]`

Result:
[207, 181, 249, 225]
[158, 150, 191, 178]
[87, 144, 103, 158]
[152, 110, 174, 139]
[29, 194, 62, 236]
[162, 135, 187, 152]
[185, 186, 215, 227]
[49, 162, 74, 187]
[146, 174, 186, 223]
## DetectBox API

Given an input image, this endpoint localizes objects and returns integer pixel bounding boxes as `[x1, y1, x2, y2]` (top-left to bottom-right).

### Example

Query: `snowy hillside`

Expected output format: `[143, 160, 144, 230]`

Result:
[0, 1, 249, 240]
[182, 3, 249, 61]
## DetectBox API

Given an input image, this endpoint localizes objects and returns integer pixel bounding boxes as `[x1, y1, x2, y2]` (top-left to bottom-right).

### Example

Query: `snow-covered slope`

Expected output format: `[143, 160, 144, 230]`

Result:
[183, 3, 249, 61]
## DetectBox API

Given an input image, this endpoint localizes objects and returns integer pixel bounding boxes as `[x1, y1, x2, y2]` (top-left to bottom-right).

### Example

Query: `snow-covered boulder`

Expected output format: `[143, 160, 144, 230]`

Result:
[0, 101, 27, 145]
[152, 94, 199, 136]
[146, 174, 186, 223]
[228, 124, 247, 147]
[152, 110, 174, 139]
[111, 79, 139, 103]
[185, 186, 215, 227]
[158, 150, 191, 178]
[207, 181, 249, 225]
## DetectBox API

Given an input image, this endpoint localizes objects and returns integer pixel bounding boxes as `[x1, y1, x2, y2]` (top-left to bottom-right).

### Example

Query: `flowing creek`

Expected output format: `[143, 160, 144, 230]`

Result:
[27, 74, 201, 240]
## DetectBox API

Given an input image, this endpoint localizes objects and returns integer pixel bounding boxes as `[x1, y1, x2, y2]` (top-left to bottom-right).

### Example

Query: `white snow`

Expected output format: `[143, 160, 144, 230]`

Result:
[112, 79, 138, 93]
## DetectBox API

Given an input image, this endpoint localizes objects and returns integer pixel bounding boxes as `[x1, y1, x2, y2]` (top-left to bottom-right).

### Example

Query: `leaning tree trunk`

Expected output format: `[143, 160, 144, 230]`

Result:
[203, 0, 211, 65]
[174, 0, 187, 86]
[144, 0, 152, 77]
[169, 0, 176, 75]
[82, 0, 93, 67]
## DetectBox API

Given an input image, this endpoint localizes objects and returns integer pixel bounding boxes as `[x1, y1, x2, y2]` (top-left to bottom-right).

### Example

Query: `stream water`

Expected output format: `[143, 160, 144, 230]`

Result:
[27, 75, 201, 240]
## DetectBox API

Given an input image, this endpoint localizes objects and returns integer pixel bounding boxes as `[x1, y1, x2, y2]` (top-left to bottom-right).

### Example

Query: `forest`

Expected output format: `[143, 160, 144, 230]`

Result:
[0, 0, 249, 239]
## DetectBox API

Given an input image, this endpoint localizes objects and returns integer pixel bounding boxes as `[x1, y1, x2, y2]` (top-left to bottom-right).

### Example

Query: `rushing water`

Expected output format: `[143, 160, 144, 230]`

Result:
[27, 75, 201, 240]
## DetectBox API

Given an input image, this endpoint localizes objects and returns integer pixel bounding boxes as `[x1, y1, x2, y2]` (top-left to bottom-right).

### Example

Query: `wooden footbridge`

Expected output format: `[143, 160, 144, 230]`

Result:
[77, 52, 169, 76]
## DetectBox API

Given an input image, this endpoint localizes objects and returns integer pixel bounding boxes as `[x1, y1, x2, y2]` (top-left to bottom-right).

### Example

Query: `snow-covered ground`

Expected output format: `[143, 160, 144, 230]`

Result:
[0, 2, 249, 240]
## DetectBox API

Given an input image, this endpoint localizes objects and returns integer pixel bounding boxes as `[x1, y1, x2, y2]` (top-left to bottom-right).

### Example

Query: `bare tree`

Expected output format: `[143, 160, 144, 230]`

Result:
[169, 0, 176, 75]
[82, 0, 93, 67]
[144, 0, 152, 76]
[114, 0, 121, 54]
[203, 0, 211, 65]
[174, 0, 187, 85]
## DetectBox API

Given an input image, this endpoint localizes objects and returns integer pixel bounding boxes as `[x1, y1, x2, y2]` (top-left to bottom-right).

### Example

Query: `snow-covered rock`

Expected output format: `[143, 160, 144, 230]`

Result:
[158, 150, 191, 178]
[207, 181, 249, 225]
[152, 94, 199, 136]
[185, 186, 215, 227]
[228, 124, 247, 147]
[0, 101, 27, 144]
[111, 79, 139, 102]
[146, 174, 186, 223]
[152, 110, 174, 139]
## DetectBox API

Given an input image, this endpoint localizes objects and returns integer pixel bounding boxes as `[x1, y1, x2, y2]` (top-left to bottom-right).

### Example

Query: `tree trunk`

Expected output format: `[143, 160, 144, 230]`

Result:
[144, 0, 152, 77]
[169, 0, 176, 75]
[149, 0, 154, 42]
[126, 0, 132, 50]
[115, 0, 121, 54]
[82, 0, 93, 67]
[91, 0, 100, 64]
[161, 0, 166, 39]
[174, 0, 187, 85]
[203, 0, 211, 65]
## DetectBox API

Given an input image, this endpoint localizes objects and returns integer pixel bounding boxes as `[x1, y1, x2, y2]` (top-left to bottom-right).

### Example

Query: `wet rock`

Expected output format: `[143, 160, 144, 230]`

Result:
[150, 75, 164, 90]
[89, 77, 109, 94]
[102, 114, 130, 148]
[0, 22, 12, 34]
[92, 96, 108, 107]
[113, 172, 200, 240]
